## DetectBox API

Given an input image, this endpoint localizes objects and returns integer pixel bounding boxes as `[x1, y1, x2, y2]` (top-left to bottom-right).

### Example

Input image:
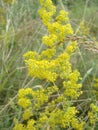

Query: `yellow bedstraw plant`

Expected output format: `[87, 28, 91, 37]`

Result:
[13, 0, 98, 129]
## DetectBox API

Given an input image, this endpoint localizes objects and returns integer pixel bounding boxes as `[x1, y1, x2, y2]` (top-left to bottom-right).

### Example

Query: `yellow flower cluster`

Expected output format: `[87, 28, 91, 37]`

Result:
[22, 107, 32, 120]
[13, 0, 85, 129]
[37, 106, 84, 129]
[47, 22, 73, 42]
[39, 0, 56, 26]
[78, 21, 89, 35]
[94, 78, 98, 87]
[56, 10, 69, 23]
[71, 118, 85, 130]
[39, 0, 73, 46]
[13, 85, 84, 129]
[13, 119, 36, 130]
[23, 51, 37, 60]
[66, 41, 78, 54]
[25, 59, 57, 82]
[42, 34, 57, 47]
[63, 70, 82, 99]
[39, 47, 56, 59]
[18, 88, 33, 108]
[42, 22, 73, 46]
[88, 103, 98, 125]
[13, 86, 61, 130]
[13, 123, 25, 130]
[18, 87, 49, 110]
[93, 78, 98, 99]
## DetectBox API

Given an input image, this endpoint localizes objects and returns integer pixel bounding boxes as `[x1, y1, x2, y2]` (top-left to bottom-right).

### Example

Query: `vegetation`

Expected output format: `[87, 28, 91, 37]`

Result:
[0, 0, 98, 129]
